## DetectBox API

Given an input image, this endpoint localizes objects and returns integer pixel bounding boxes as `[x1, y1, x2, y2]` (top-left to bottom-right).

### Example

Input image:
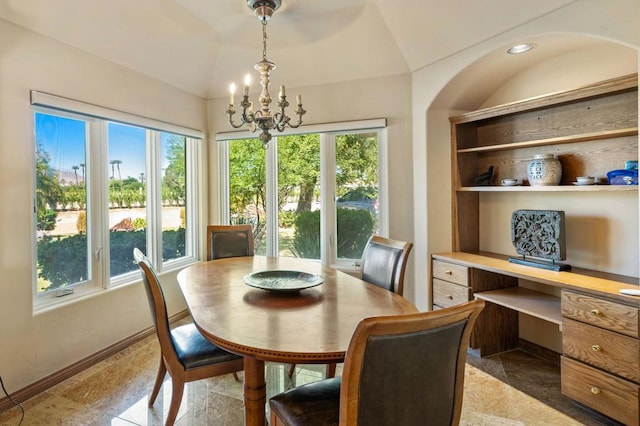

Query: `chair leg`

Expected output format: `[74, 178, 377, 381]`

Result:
[166, 377, 184, 426]
[326, 363, 337, 378]
[287, 363, 296, 379]
[233, 372, 240, 382]
[149, 355, 167, 406]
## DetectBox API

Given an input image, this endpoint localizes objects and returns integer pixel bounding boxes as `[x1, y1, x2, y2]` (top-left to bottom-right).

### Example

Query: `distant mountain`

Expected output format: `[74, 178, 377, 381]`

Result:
[55, 169, 85, 186]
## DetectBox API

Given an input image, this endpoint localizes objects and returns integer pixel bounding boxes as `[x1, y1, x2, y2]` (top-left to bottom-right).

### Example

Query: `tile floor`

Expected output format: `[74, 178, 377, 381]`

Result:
[0, 329, 621, 425]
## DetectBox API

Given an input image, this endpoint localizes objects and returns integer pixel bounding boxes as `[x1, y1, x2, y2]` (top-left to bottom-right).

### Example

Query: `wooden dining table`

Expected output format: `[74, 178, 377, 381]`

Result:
[177, 255, 417, 426]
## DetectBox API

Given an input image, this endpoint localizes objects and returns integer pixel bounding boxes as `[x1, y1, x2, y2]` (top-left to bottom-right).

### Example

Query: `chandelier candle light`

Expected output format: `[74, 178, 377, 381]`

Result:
[227, 0, 306, 148]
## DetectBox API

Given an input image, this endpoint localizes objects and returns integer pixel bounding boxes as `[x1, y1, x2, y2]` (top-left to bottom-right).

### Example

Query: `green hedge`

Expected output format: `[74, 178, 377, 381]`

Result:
[291, 208, 374, 259]
[37, 229, 185, 290]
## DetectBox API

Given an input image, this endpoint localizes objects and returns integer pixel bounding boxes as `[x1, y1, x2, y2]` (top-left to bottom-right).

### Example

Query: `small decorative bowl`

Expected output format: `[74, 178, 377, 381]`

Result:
[576, 176, 595, 185]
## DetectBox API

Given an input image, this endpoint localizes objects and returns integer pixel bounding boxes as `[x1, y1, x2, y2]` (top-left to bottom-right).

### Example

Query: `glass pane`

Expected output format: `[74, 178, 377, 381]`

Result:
[107, 122, 146, 277]
[161, 133, 187, 262]
[228, 139, 266, 255]
[278, 134, 320, 259]
[335, 132, 379, 260]
[35, 112, 89, 293]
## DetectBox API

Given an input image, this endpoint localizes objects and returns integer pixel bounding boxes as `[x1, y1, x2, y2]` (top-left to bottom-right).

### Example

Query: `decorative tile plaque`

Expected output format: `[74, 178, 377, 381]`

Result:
[510, 210, 568, 270]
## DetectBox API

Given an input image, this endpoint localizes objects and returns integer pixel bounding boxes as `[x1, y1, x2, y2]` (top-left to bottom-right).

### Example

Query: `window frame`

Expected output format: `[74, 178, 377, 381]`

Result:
[31, 92, 202, 312]
[217, 119, 388, 270]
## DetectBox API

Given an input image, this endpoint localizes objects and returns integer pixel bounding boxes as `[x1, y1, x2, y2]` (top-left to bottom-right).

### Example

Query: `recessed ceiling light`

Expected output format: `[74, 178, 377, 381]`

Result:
[507, 43, 535, 54]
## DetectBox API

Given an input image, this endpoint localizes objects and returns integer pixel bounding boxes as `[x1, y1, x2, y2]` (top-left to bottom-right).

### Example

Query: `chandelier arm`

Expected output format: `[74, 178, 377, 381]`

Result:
[274, 117, 289, 132]
[240, 96, 256, 124]
[226, 106, 246, 129]
[227, 118, 246, 129]
[286, 105, 306, 128]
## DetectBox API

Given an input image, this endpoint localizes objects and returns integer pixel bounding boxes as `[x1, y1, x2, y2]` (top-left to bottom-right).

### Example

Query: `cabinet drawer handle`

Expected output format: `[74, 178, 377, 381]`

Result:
[591, 344, 601, 352]
[445, 270, 453, 275]
[590, 309, 600, 316]
[590, 386, 601, 395]
[447, 294, 453, 300]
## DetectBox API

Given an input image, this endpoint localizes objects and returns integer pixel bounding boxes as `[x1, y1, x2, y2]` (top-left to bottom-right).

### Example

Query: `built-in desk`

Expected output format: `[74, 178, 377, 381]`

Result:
[432, 252, 640, 426]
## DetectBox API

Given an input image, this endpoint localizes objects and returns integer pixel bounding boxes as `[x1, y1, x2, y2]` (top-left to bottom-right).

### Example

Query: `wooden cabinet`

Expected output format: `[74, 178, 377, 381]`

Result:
[439, 74, 639, 423]
[449, 73, 638, 252]
[431, 258, 517, 310]
[561, 290, 639, 425]
[430, 252, 640, 424]
[431, 256, 517, 353]
[432, 259, 470, 308]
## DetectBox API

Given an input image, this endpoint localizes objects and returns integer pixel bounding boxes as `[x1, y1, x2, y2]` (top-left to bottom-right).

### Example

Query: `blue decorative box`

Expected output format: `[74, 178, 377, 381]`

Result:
[607, 169, 638, 185]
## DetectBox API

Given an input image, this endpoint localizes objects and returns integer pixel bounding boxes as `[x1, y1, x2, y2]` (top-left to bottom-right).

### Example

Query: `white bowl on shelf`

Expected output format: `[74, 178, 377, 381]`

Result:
[575, 176, 596, 185]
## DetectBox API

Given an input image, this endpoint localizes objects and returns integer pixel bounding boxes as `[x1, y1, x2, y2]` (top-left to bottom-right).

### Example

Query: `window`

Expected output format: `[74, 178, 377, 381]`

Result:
[220, 119, 386, 268]
[32, 92, 201, 310]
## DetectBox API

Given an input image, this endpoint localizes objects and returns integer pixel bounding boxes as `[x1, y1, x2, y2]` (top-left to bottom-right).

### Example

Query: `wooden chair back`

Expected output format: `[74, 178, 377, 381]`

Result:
[339, 300, 484, 426]
[206, 224, 254, 260]
[360, 235, 413, 295]
[133, 248, 180, 367]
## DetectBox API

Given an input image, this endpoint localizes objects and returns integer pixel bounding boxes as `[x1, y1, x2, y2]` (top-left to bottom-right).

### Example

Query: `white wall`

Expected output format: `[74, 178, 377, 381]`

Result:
[206, 74, 415, 292]
[0, 20, 206, 393]
[412, 0, 640, 313]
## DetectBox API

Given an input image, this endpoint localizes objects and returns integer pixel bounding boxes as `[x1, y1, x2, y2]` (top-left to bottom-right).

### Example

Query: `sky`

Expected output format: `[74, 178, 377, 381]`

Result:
[35, 112, 176, 181]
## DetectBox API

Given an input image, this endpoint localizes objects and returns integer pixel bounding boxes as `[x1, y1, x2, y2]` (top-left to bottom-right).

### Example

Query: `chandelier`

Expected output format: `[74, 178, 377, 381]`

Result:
[226, 0, 306, 148]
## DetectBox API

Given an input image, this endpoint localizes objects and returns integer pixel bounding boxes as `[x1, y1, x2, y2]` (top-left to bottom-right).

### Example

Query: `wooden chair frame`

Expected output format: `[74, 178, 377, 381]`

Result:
[271, 300, 485, 426]
[134, 248, 244, 425]
[340, 300, 484, 425]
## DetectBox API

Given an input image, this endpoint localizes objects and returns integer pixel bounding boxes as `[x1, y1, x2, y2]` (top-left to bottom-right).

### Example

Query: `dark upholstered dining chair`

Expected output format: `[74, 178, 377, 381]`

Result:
[206, 224, 254, 260]
[289, 235, 414, 380]
[133, 248, 244, 426]
[360, 235, 413, 296]
[270, 300, 485, 426]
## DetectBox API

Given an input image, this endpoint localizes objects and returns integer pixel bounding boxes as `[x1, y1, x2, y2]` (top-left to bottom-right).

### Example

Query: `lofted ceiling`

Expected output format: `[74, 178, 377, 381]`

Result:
[0, 0, 593, 100]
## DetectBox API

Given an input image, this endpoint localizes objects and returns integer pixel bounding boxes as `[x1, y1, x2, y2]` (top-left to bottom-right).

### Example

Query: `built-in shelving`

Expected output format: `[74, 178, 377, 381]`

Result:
[474, 287, 562, 326]
[449, 73, 638, 253]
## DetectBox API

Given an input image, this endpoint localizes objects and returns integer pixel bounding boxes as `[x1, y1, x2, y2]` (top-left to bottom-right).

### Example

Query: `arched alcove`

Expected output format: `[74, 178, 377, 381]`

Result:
[423, 33, 637, 351]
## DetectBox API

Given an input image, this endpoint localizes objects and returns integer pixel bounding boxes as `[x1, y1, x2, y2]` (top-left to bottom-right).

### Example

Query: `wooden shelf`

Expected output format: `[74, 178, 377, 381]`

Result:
[450, 74, 638, 124]
[457, 128, 638, 154]
[457, 185, 638, 192]
[474, 287, 562, 325]
[450, 74, 638, 253]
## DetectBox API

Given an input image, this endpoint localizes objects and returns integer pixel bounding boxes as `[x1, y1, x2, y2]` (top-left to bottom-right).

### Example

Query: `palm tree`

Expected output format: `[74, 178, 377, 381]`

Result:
[113, 160, 123, 182]
[72, 165, 79, 185]
[110, 160, 116, 180]
[110, 159, 124, 201]
[79, 163, 85, 186]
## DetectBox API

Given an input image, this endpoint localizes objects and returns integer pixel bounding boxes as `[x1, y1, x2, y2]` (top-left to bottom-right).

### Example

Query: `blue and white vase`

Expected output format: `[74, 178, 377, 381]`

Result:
[527, 154, 561, 186]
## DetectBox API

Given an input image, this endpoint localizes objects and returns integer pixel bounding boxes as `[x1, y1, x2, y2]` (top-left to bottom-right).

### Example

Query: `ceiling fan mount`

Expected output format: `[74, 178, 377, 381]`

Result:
[247, 0, 282, 22]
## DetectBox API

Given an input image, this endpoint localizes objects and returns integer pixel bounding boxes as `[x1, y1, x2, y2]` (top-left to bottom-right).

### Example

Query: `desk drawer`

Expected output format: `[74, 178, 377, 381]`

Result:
[561, 291, 639, 338]
[562, 356, 639, 426]
[433, 278, 471, 308]
[432, 260, 468, 286]
[563, 318, 640, 383]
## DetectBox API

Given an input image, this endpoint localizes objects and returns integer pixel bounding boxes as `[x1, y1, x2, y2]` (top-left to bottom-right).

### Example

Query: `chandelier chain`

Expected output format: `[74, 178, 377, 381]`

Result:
[262, 22, 268, 61]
